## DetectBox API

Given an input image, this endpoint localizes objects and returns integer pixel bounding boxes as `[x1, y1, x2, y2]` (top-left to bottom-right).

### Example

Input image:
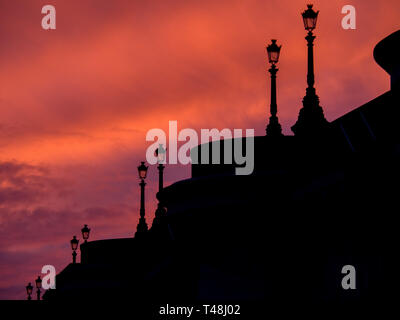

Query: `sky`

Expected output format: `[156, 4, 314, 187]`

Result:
[0, 0, 399, 299]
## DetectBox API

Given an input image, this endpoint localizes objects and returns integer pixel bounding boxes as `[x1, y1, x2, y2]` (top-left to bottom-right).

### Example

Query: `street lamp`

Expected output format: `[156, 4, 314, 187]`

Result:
[156, 144, 166, 192]
[26, 282, 33, 300]
[135, 162, 148, 236]
[35, 276, 42, 300]
[302, 4, 319, 31]
[266, 39, 283, 137]
[70, 235, 79, 263]
[291, 4, 329, 136]
[302, 4, 318, 90]
[152, 145, 168, 228]
[81, 224, 90, 243]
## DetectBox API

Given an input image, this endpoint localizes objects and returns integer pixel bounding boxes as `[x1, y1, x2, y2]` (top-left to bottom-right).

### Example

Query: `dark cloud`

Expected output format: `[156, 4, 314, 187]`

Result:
[0, 161, 71, 206]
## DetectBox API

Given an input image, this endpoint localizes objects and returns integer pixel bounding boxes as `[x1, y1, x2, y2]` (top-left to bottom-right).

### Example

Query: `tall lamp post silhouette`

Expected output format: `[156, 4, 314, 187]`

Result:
[266, 39, 283, 136]
[70, 236, 79, 263]
[26, 282, 33, 300]
[156, 144, 166, 192]
[81, 224, 91, 243]
[136, 161, 148, 236]
[291, 4, 329, 136]
[35, 276, 42, 300]
[153, 145, 167, 227]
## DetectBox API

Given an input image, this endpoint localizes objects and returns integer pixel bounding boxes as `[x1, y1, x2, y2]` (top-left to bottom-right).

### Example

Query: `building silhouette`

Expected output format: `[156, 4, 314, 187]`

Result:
[43, 30, 400, 306]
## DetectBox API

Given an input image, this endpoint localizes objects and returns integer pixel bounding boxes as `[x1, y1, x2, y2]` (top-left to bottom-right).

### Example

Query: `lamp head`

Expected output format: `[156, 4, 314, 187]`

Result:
[138, 161, 148, 180]
[302, 4, 319, 31]
[70, 235, 79, 251]
[266, 39, 282, 64]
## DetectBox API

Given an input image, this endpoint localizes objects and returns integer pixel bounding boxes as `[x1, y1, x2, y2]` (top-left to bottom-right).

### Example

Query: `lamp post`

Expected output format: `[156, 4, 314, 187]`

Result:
[266, 39, 283, 137]
[70, 236, 79, 263]
[35, 276, 42, 300]
[156, 144, 166, 192]
[26, 282, 33, 300]
[291, 4, 329, 136]
[303, 4, 318, 91]
[136, 161, 148, 236]
[152, 145, 167, 228]
[81, 224, 90, 243]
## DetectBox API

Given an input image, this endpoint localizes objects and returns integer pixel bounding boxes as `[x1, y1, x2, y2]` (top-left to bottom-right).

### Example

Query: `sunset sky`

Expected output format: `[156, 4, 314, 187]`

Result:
[0, 0, 399, 299]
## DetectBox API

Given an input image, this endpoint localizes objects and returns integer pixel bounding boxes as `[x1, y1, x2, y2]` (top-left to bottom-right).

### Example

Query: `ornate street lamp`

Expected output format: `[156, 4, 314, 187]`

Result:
[70, 235, 79, 263]
[266, 39, 283, 137]
[81, 224, 90, 243]
[291, 4, 329, 136]
[302, 4, 318, 91]
[26, 282, 33, 300]
[156, 144, 166, 192]
[152, 145, 168, 228]
[135, 162, 148, 236]
[35, 276, 42, 300]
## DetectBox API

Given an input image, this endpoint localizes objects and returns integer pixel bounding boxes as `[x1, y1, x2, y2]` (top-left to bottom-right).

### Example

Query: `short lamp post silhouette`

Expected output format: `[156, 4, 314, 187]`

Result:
[70, 236, 79, 263]
[136, 161, 149, 236]
[26, 282, 33, 300]
[266, 39, 283, 137]
[35, 276, 42, 300]
[81, 224, 91, 243]
[292, 4, 328, 136]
